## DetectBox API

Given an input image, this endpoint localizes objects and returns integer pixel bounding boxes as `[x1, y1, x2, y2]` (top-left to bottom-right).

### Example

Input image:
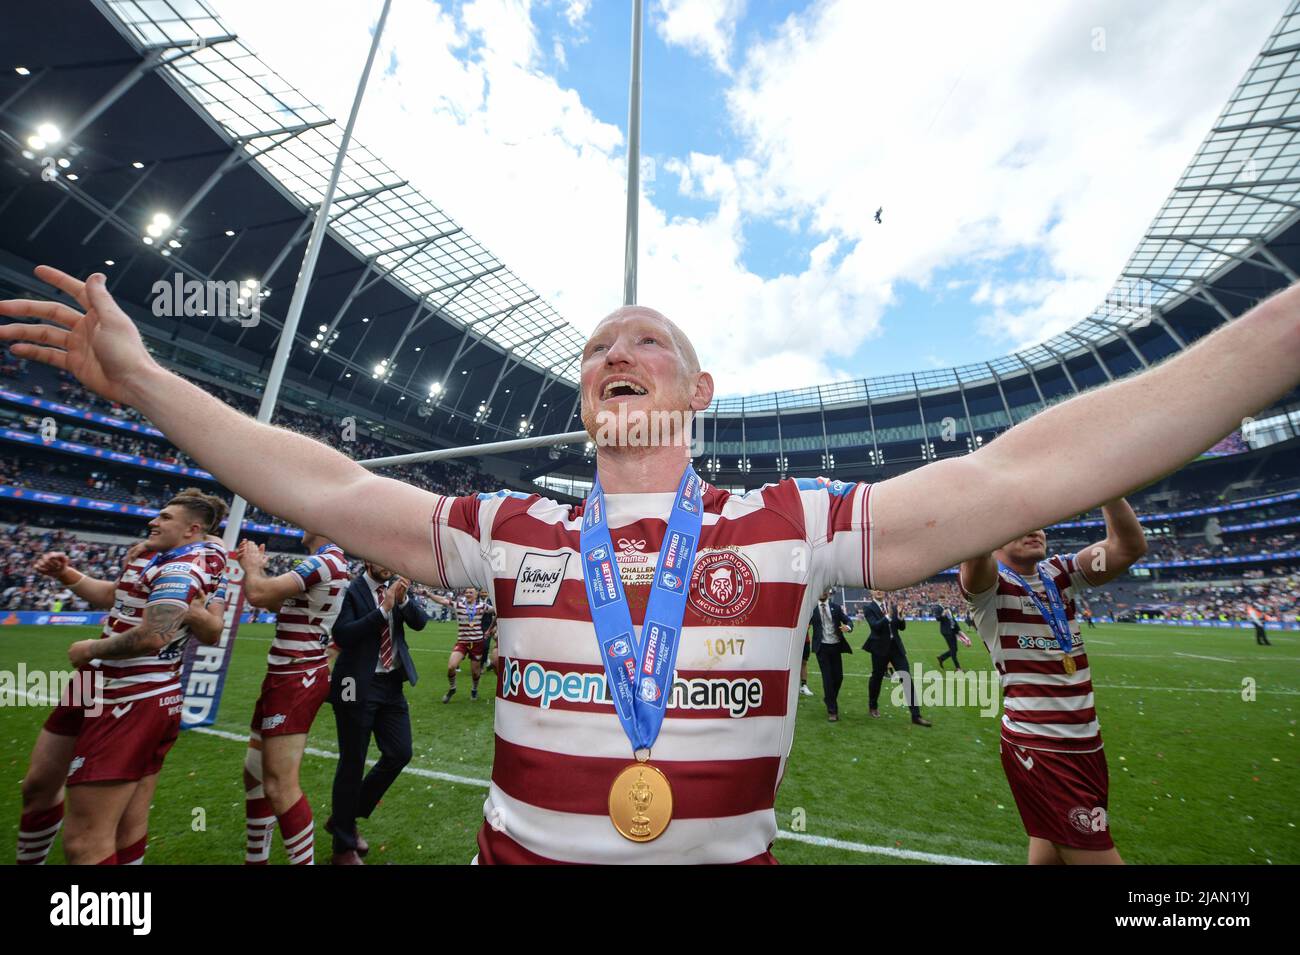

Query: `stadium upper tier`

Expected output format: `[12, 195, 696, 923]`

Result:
[4, 353, 1300, 570]
[4, 2, 1300, 485]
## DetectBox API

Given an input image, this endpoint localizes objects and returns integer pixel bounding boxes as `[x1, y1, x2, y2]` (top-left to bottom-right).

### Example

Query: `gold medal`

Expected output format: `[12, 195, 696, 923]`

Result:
[1063, 654, 1076, 675]
[609, 759, 673, 842]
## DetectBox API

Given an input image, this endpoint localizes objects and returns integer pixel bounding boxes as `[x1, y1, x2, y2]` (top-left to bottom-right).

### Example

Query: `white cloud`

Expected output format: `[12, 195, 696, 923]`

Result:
[562, 0, 592, 29]
[722, 0, 1290, 354]
[653, 0, 746, 74]
[207, 0, 1289, 398]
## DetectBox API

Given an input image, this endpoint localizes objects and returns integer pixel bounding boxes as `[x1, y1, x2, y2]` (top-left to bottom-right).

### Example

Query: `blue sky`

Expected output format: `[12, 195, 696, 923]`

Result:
[215, 0, 1289, 395]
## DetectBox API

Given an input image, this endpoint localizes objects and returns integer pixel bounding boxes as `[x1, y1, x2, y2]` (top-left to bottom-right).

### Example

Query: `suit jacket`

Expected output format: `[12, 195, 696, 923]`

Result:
[809, 599, 854, 654]
[937, 605, 961, 638]
[328, 574, 428, 705]
[862, 599, 906, 654]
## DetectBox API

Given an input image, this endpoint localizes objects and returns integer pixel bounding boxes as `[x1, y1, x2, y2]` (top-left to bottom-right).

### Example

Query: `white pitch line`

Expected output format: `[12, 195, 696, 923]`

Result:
[774, 829, 994, 865]
[1173, 651, 1234, 663]
[190, 725, 493, 788]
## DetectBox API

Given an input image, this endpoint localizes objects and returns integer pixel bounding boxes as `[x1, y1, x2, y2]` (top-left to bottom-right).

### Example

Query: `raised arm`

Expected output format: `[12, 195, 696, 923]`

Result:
[237, 541, 305, 610]
[34, 552, 117, 609]
[1074, 499, 1148, 586]
[873, 285, 1300, 589]
[0, 269, 443, 584]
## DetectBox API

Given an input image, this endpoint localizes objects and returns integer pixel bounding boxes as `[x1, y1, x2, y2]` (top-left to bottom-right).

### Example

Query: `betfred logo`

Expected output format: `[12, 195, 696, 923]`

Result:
[688, 550, 759, 621]
[642, 624, 661, 675]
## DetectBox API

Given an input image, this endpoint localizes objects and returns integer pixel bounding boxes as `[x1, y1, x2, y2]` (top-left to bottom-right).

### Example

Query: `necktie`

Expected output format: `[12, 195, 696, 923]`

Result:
[377, 583, 394, 670]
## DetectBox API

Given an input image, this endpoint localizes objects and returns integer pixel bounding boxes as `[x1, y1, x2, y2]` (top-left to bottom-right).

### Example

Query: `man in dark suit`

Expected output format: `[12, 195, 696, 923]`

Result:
[808, 588, 854, 722]
[935, 603, 965, 671]
[863, 592, 931, 727]
[326, 560, 428, 864]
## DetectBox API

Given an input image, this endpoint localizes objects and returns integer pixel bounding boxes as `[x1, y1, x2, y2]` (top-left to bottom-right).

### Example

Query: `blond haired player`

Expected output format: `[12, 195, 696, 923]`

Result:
[960, 502, 1146, 864]
[2, 266, 1297, 862]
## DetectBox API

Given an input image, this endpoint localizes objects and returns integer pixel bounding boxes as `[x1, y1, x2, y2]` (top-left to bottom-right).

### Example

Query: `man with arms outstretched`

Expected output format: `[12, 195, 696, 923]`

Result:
[960, 504, 1146, 864]
[1, 266, 1297, 863]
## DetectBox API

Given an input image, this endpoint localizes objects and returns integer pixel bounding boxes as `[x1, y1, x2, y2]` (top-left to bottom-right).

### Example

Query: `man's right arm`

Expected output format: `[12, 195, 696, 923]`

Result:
[132, 365, 441, 582]
[1, 269, 446, 585]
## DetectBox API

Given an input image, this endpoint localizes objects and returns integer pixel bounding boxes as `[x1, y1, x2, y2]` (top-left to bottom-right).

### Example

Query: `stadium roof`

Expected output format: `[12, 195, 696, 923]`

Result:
[3, 0, 1300, 482]
[0, 0, 588, 459]
[98, 0, 585, 384]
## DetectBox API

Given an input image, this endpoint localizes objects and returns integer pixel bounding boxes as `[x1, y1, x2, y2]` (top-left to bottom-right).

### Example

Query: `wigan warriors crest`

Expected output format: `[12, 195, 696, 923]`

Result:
[688, 550, 759, 621]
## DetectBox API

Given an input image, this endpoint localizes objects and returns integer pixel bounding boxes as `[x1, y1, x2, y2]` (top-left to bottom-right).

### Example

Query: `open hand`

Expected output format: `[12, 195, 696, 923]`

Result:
[236, 539, 266, 572]
[0, 267, 158, 406]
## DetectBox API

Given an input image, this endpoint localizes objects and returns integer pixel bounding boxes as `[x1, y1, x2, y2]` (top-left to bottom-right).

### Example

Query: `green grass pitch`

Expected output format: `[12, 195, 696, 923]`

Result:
[1, 621, 1295, 864]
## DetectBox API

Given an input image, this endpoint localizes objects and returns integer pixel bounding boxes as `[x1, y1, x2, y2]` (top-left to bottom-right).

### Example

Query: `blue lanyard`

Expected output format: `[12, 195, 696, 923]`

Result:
[999, 561, 1074, 653]
[581, 465, 703, 755]
[142, 540, 206, 575]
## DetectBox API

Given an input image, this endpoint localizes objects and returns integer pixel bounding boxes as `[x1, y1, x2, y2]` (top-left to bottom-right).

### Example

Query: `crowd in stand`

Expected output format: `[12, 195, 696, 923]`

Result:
[1, 354, 485, 524]
[840, 573, 1293, 626]
[2, 347, 1297, 623]
[1140, 532, 1299, 563]
[1, 526, 136, 612]
[1122, 577, 1296, 623]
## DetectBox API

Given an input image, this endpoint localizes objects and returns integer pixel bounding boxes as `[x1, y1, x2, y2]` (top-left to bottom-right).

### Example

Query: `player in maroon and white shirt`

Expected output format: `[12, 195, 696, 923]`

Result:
[17, 517, 225, 865]
[50, 492, 225, 864]
[430, 587, 491, 702]
[5, 268, 1296, 862]
[960, 499, 1147, 864]
[237, 532, 350, 865]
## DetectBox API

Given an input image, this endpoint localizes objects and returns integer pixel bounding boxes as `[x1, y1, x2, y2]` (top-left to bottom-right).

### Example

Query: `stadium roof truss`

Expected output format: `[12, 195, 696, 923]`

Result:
[92, 0, 585, 392]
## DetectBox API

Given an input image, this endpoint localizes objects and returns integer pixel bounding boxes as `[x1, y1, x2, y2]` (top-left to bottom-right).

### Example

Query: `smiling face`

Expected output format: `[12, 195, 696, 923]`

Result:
[146, 504, 205, 553]
[997, 529, 1049, 568]
[579, 306, 712, 446]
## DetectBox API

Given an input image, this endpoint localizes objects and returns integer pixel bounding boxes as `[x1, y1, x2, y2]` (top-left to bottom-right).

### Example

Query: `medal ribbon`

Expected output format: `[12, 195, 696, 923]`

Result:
[142, 540, 208, 575]
[581, 464, 703, 755]
[998, 561, 1074, 654]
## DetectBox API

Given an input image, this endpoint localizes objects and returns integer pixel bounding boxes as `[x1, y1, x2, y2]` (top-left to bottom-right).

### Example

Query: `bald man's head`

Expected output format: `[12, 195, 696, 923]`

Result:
[579, 306, 712, 446]
[591, 306, 701, 375]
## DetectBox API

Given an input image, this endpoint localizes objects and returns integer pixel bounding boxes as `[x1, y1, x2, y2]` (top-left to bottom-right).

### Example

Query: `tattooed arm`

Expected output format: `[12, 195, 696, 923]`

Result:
[68, 601, 187, 667]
